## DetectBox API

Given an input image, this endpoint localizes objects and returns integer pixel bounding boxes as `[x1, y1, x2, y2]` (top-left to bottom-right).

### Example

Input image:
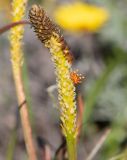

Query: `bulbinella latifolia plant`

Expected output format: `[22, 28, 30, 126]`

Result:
[1, 2, 84, 160]
[3, 1, 127, 160]
[29, 5, 84, 160]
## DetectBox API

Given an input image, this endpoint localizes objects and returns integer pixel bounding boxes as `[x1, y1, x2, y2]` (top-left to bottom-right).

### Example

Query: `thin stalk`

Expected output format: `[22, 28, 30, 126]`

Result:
[66, 137, 77, 160]
[86, 128, 111, 160]
[109, 153, 127, 160]
[6, 109, 19, 160]
[0, 20, 30, 35]
[12, 68, 37, 160]
[6, 129, 17, 160]
[22, 58, 34, 127]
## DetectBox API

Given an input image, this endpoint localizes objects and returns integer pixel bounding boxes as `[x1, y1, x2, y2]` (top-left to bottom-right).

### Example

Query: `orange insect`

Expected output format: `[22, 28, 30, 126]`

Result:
[70, 70, 84, 85]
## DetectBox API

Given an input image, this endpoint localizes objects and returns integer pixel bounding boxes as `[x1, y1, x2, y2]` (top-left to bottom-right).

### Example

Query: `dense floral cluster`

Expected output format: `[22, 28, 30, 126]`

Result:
[29, 5, 79, 138]
[10, 0, 27, 72]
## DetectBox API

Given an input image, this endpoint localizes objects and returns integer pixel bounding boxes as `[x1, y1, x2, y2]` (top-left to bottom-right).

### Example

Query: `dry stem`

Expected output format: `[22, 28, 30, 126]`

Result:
[13, 68, 37, 160]
[86, 128, 111, 160]
[0, 20, 30, 35]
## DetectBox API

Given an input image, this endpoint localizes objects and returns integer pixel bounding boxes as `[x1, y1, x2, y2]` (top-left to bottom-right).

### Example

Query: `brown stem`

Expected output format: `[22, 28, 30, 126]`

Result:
[86, 128, 111, 160]
[77, 93, 84, 137]
[13, 68, 37, 160]
[0, 20, 30, 35]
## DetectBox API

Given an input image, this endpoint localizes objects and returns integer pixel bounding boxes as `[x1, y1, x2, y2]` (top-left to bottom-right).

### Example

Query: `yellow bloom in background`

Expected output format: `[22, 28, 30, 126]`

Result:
[54, 2, 109, 32]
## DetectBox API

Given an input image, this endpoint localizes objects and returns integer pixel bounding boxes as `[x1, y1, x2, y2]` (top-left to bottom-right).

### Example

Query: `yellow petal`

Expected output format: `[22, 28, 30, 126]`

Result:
[54, 2, 109, 32]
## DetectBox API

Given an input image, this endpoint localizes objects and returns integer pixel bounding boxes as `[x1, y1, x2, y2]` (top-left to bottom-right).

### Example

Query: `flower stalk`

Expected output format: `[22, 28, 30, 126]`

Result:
[0, 20, 30, 35]
[9, 0, 37, 159]
[29, 5, 84, 160]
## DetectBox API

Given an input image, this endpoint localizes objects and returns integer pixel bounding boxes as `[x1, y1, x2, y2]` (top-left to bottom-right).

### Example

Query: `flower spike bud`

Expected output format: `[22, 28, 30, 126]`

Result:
[29, 5, 78, 159]
[29, 4, 60, 44]
[29, 4, 73, 64]
[70, 70, 85, 85]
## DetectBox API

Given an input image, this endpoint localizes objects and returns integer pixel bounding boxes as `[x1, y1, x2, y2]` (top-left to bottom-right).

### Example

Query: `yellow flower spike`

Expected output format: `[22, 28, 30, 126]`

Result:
[46, 32, 77, 138]
[54, 2, 109, 32]
[29, 5, 78, 160]
[9, 0, 37, 159]
[10, 0, 27, 73]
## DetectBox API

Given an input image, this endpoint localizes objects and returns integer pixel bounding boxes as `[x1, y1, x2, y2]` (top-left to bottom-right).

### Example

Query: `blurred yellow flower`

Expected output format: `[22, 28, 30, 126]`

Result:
[54, 2, 109, 32]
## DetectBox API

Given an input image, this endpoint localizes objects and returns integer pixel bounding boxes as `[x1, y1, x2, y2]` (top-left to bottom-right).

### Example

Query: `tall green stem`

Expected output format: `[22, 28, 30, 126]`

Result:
[66, 137, 77, 160]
